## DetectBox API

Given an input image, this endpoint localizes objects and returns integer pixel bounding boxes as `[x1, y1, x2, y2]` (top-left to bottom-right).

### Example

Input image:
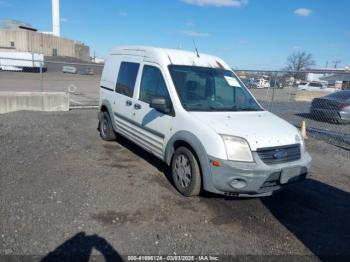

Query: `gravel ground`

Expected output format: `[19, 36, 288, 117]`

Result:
[0, 110, 350, 261]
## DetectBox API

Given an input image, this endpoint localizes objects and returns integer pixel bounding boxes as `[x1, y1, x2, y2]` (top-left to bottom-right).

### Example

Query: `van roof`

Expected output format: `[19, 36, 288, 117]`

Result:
[109, 46, 231, 70]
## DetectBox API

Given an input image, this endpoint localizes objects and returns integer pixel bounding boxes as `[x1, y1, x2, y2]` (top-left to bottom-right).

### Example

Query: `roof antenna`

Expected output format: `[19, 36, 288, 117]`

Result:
[193, 39, 200, 58]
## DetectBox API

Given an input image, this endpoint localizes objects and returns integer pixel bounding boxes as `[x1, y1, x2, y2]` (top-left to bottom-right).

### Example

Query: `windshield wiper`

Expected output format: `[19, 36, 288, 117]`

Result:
[184, 104, 261, 112]
[207, 106, 234, 111]
[219, 105, 261, 111]
[235, 107, 261, 111]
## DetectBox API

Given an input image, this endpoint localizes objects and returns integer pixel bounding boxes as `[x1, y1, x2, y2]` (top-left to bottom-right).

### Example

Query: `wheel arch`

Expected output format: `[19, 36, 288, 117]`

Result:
[164, 131, 215, 192]
[99, 99, 117, 131]
[100, 104, 109, 112]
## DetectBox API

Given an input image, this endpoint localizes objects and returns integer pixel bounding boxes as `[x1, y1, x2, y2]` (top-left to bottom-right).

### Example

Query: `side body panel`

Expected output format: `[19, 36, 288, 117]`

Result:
[111, 55, 143, 143]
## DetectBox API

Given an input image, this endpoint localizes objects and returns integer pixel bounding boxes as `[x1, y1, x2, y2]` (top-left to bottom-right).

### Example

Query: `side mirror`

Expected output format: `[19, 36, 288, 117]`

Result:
[150, 97, 171, 114]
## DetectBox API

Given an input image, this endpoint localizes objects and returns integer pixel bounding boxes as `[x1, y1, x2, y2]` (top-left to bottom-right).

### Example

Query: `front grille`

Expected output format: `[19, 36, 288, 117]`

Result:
[257, 144, 301, 165]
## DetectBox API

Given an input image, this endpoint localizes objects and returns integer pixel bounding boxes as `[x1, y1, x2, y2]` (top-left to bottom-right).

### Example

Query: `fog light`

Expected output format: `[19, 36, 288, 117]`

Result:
[230, 179, 247, 189]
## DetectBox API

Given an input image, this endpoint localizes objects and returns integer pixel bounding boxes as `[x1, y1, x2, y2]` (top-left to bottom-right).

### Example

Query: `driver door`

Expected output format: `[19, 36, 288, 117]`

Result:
[132, 64, 174, 159]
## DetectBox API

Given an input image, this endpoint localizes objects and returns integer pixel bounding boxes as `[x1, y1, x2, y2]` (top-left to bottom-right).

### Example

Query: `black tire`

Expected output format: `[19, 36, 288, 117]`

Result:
[99, 111, 116, 141]
[171, 147, 202, 197]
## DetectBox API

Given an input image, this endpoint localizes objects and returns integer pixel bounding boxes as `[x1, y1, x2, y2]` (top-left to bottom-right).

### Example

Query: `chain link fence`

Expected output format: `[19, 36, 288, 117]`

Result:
[235, 69, 350, 149]
[1, 56, 349, 148]
[0, 56, 103, 107]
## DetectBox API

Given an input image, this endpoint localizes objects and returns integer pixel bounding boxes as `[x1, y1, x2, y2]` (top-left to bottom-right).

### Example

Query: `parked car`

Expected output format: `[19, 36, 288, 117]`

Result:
[270, 80, 285, 89]
[241, 79, 258, 89]
[310, 91, 350, 123]
[241, 79, 250, 88]
[62, 66, 77, 74]
[257, 78, 270, 89]
[98, 46, 311, 197]
[298, 82, 327, 91]
[79, 68, 94, 75]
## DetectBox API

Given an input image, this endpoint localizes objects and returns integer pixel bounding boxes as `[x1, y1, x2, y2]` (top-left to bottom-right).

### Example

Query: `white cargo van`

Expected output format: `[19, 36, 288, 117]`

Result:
[98, 46, 311, 197]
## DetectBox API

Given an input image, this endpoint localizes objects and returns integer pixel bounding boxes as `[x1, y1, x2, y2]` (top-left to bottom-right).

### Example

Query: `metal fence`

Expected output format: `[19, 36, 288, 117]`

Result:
[235, 69, 350, 149]
[0, 56, 103, 107]
[0, 57, 349, 148]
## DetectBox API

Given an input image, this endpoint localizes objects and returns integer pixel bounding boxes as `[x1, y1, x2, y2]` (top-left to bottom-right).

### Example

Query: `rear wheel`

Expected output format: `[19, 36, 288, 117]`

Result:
[171, 147, 202, 197]
[99, 111, 116, 141]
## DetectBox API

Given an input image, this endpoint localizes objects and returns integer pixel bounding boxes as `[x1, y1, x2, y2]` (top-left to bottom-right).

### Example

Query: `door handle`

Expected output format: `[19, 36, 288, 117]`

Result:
[134, 103, 142, 110]
[126, 100, 132, 106]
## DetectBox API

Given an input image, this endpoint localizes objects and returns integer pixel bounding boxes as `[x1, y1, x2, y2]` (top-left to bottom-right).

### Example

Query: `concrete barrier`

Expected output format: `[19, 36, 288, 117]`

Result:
[0, 92, 69, 114]
[294, 91, 330, 102]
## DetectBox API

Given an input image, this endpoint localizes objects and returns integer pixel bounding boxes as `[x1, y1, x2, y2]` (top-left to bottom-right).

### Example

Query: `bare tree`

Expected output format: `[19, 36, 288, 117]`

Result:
[285, 51, 315, 72]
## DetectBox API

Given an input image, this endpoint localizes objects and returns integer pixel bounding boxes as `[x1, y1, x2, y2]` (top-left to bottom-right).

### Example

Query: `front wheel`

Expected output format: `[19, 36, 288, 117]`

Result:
[171, 147, 202, 197]
[99, 111, 116, 141]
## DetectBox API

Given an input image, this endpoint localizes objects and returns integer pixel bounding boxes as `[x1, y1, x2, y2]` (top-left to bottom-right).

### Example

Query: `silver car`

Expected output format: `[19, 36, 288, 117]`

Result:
[310, 91, 350, 123]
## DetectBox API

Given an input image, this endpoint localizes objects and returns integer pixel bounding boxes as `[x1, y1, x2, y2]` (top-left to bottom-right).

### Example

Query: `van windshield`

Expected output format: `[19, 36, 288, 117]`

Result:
[168, 65, 263, 112]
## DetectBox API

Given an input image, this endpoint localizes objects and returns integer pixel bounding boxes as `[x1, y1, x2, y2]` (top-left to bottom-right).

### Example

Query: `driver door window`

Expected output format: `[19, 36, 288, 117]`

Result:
[139, 65, 171, 105]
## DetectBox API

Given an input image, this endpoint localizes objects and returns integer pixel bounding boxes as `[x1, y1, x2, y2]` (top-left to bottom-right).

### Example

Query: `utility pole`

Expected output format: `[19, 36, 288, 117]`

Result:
[332, 60, 341, 68]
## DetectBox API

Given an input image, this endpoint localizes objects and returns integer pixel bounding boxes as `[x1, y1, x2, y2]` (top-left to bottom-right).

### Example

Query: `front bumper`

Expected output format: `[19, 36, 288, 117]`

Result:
[207, 151, 312, 197]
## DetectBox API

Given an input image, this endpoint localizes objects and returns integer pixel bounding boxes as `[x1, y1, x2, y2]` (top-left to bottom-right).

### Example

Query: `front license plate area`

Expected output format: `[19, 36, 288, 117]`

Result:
[280, 167, 302, 184]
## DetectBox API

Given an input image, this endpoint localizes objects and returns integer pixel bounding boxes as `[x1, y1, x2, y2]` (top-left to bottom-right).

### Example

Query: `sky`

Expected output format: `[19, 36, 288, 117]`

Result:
[0, 0, 349, 70]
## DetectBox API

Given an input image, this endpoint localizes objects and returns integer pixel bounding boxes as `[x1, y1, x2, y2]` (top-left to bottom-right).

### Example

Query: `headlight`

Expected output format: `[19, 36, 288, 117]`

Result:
[221, 135, 254, 162]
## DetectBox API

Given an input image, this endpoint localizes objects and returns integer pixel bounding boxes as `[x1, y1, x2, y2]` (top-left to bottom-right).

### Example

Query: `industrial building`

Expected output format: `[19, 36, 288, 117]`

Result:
[303, 67, 350, 90]
[0, 0, 90, 61]
[321, 74, 350, 90]
[0, 19, 90, 61]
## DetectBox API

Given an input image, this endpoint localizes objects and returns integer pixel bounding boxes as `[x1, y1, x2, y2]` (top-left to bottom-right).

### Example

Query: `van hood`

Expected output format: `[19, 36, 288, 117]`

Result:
[190, 111, 301, 151]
